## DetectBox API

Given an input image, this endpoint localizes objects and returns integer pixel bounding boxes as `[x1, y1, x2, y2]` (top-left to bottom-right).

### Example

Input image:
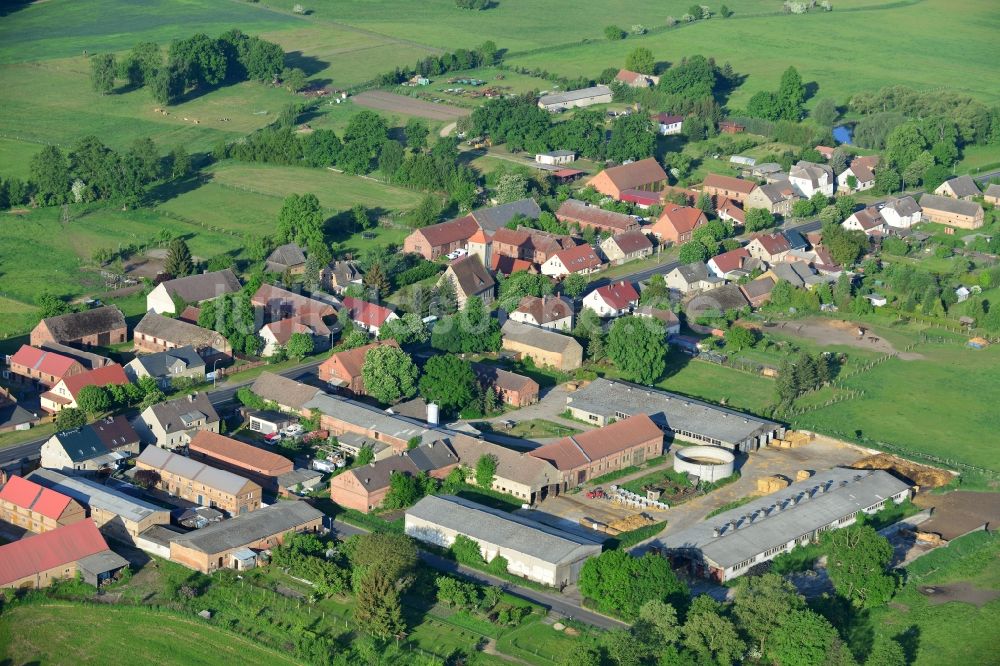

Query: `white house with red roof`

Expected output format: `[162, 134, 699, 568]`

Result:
[653, 113, 684, 135]
[715, 197, 745, 227]
[616, 69, 659, 88]
[541, 244, 604, 278]
[708, 248, 757, 279]
[582, 281, 640, 318]
[341, 297, 398, 336]
[40, 363, 130, 414]
[842, 208, 887, 236]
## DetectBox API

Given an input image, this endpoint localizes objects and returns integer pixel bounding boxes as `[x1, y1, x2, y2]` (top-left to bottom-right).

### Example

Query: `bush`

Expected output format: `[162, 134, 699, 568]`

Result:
[604, 25, 626, 40]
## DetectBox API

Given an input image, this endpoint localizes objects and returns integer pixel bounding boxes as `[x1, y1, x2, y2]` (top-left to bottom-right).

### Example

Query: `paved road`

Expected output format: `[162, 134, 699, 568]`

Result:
[326, 517, 625, 630]
[0, 359, 326, 467]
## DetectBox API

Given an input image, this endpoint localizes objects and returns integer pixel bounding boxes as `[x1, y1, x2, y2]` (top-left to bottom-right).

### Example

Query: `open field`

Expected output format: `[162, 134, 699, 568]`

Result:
[0, 603, 302, 665]
[352, 90, 471, 121]
[651, 351, 777, 415]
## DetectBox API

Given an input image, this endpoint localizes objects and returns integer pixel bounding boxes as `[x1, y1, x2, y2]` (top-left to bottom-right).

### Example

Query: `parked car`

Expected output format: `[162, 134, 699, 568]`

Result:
[282, 424, 304, 437]
[264, 431, 283, 443]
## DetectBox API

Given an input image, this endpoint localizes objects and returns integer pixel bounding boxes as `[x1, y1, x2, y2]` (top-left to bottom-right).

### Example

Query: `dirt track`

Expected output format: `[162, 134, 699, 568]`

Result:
[352, 91, 470, 120]
[766, 318, 924, 360]
[919, 582, 1000, 607]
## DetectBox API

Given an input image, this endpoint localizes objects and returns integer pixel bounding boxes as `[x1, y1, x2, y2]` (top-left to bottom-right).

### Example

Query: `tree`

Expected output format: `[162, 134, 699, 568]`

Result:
[744, 207, 775, 232]
[495, 171, 528, 205]
[353, 569, 405, 638]
[813, 97, 839, 126]
[821, 524, 897, 608]
[792, 198, 816, 218]
[90, 53, 117, 94]
[280, 66, 307, 92]
[30, 145, 70, 206]
[873, 167, 901, 195]
[682, 602, 745, 666]
[625, 47, 656, 74]
[724, 325, 756, 351]
[346, 531, 419, 583]
[361, 345, 419, 405]
[410, 193, 442, 227]
[75, 385, 110, 416]
[769, 609, 843, 666]
[562, 272, 588, 299]
[123, 42, 162, 88]
[355, 445, 374, 466]
[55, 407, 87, 430]
[164, 238, 193, 277]
[132, 468, 162, 490]
[607, 316, 667, 384]
[419, 354, 476, 412]
[341, 110, 388, 174]
[865, 635, 906, 666]
[732, 573, 805, 655]
[377, 140, 405, 180]
[285, 332, 315, 360]
[475, 454, 498, 488]
[719, 4, 733, 17]
[578, 550, 688, 621]
[606, 114, 656, 163]
[382, 471, 423, 510]
[169, 146, 193, 179]
[604, 25, 626, 40]
[777, 66, 806, 120]
[678, 240, 710, 263]
[378, 313, 429, 345]
[404, 118, 429, 151]
[746, 90, 783, 121]
[276, 193, 325, 248]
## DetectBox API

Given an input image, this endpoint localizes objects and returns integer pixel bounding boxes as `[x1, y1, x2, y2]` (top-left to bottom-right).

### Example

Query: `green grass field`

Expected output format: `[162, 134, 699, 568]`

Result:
[0, 603, 302, 665]
[653, 351, 777, 415]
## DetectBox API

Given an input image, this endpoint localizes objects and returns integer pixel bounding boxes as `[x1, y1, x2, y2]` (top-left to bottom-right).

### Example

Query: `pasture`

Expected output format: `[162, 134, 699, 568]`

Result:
[0, 603, 303, 665]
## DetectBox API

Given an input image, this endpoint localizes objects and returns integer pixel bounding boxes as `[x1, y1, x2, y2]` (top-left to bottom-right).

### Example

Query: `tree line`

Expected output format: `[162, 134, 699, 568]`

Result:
[373, 40, 502, 87]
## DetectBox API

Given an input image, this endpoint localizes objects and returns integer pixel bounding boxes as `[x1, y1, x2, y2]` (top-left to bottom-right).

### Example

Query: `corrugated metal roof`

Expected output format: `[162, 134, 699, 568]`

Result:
[27, 469, 168, 524]
[170, 501, 322, 554]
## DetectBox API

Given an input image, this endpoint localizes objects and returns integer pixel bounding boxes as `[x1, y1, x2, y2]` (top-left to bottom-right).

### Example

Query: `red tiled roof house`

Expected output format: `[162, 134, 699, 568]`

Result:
[0, 475, 86, 534]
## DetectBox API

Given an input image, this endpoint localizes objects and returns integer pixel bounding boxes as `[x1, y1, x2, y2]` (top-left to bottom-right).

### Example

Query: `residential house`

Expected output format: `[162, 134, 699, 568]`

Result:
[555, 199, 639, 234]
[538, 85, 613, 111]
[744, 181, 797, 216]
[783, 228, 809, 252]
[0, 475, 86, 533]
[586, 158, 668, 200]
[701, 174, 756, 204]
[984, 183, 1000, 205]
[530, 415, 663, 488]
[919, 194, 984, 230]
[746, 233, 792, 264]
[40, 364, 129, 414]
[265, 243, 307, 275]
[134, 392, 220, 450]
[133, 312, 232, 361]
[0, 519, 128, 589]
[7, 345, 85, 388]
[541, 244, 604, 278]
[654, 113, 684, 136]
[40, 416, 140, 473]
[647, 206, 708, 244]
[466, 199, 543, 234]
[716, 197, 745, 226]
[259, 315, 331, 358]
[600, 230, 653, 265]
[471, 364, 540, 407]
[490, 226, 577, 268]
[329, 441, 460, 512]
[250, 284, 336, 323]
[815, 145, 835, 160]
[789, 161, 834, 197]
[616, 69, 658, 88]
[439, 254, 495, 307]
[249, 372, 321, 415]
[320, 260, 363, 294]
[879, 196, 922, 229]
[708, 248, 758, 280]
[188, 431, 293, 492]
[168, 501, 323, 574]
[135, 445, 262, 516]
[934, 175, 981, 200]
[30, 306, 127, 349]
[634, 305, 681, 336]
[501, 320, 583, 371]
[842, 207, 887, 236]
[740, 276, 777, 307]
[582, 281, 639, 318]
[665, 262, 722, 294]
[403, 216, 480, 260]
[535, 150, 576, 165]
[125, 346, 206, 388]
[719, 121, 745, 134]
[837, 159, 876, 193]
[406, 495, 602, 587]
[318, 340, 399, 395]
[768, 261, 830, 290]
[685, 284, 750, 319]
[341, 297, 398, 335]
[146, 269, 242, 315]
[509, 296, 574, 331]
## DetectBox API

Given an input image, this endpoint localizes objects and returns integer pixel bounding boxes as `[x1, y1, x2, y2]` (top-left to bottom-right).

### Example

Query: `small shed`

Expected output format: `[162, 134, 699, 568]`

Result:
[231, 547, 258, 570]
[247, 410, 294, 435]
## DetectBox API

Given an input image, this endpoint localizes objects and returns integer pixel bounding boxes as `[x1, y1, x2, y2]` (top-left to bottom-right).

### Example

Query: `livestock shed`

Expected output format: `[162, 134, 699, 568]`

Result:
[405, 495, 603, 586]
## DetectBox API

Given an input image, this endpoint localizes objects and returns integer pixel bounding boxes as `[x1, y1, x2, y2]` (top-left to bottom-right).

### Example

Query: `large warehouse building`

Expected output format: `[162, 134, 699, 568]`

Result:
[655, 468, 912, 582]
[565, 378, 783, 452]
[405, 495, 602, 587]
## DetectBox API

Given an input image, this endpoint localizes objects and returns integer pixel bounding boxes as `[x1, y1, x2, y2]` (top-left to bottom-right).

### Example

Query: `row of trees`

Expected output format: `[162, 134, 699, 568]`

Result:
[91, 30, 285, 104]
[374, 40, 502, 86]
[743, 66, 808, 122]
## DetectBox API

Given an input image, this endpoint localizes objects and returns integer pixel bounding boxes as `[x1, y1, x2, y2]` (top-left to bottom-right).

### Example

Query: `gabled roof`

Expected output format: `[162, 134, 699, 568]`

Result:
[136, 445, 256, 496]
[550, 244, 603, 273]
[130, 346, 205, 378]
[514, 295, 574, 324]
[984, 183, 1000, 198]
[658, 206, 706, 234]
[710, 248, 752, 274]
[671, 261, 713, 283]
[686, 284, 750, 313]
[851, 155, 880, 172]
[702, 173, 756, 195]
[749, 232, 791, 256]
[938, 175, 981, 198]
[539, 85, 612, 106]
[470, 198, 542, 233]
[790, 160, 833, 186]
[61, 364, 129, 399]
[262, 318, 312, 346]
[27, 468, 166, 524]
[471, 363, 539, 395]
[159, 269, 241, 303]
[845, 160, 875, 183]
[135, 312, 223, 348]
[754, 181, 797, 204]
[530, 414, 661, 470]
[321, 340, 398, 381]
[38, 306, 126, 342]
[445, 255, 495, 297]
[49, 427, 109, 463]
[588, 281, 639, 310]
[616, 69, 648, 85]
[491, 255, 535, 275]
[10, 345, 79, 378]
[0, 475, 73, 519]
[919, 194, 983, 217]
[882, 196, 921, 217]
[0, 519, 111, 586]
[502, 320, 581, 355]
[782, 229, 808, 251]
[342, 297, 395, 328]
[249, 372, 321, 410]
[251, 284, 336, 319]
[189, 431, 292, 476]
[848, 208, 885, 231]
[265, 243, 307, 272]
[740, 276, 776, 301]
[605, 229, 653, 254]
[169, 501, 322, 554]
[412, 216, 481, 247]
[716, 198, 745, 223]
[654, 113, 684, 124]
[634, 305, 680, 327]
[556, 199, 636, 231]
[89, 415, 139, 449]
[590, 158, 667, 191]
[145, 392, 219, 434]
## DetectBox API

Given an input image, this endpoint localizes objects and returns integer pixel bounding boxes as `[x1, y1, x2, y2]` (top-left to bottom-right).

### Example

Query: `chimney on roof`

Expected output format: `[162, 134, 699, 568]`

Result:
[188, 394, 195, 402]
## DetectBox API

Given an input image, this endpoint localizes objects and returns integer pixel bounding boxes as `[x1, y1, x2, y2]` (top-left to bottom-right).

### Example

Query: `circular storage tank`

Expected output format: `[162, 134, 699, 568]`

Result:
[673, 446, 736, 483]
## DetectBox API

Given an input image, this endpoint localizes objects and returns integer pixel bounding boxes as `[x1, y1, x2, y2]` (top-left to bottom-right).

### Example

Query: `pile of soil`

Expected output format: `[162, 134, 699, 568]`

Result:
[918, 582, 1000, 607]
[850, 453, 953, 488]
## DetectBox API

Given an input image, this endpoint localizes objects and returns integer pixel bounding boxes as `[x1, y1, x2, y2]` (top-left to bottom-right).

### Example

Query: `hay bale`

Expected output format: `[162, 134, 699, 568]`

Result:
[796, 470, 813, 482]
[757, 475, 790, 494]
[851, 453, 952, 488]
